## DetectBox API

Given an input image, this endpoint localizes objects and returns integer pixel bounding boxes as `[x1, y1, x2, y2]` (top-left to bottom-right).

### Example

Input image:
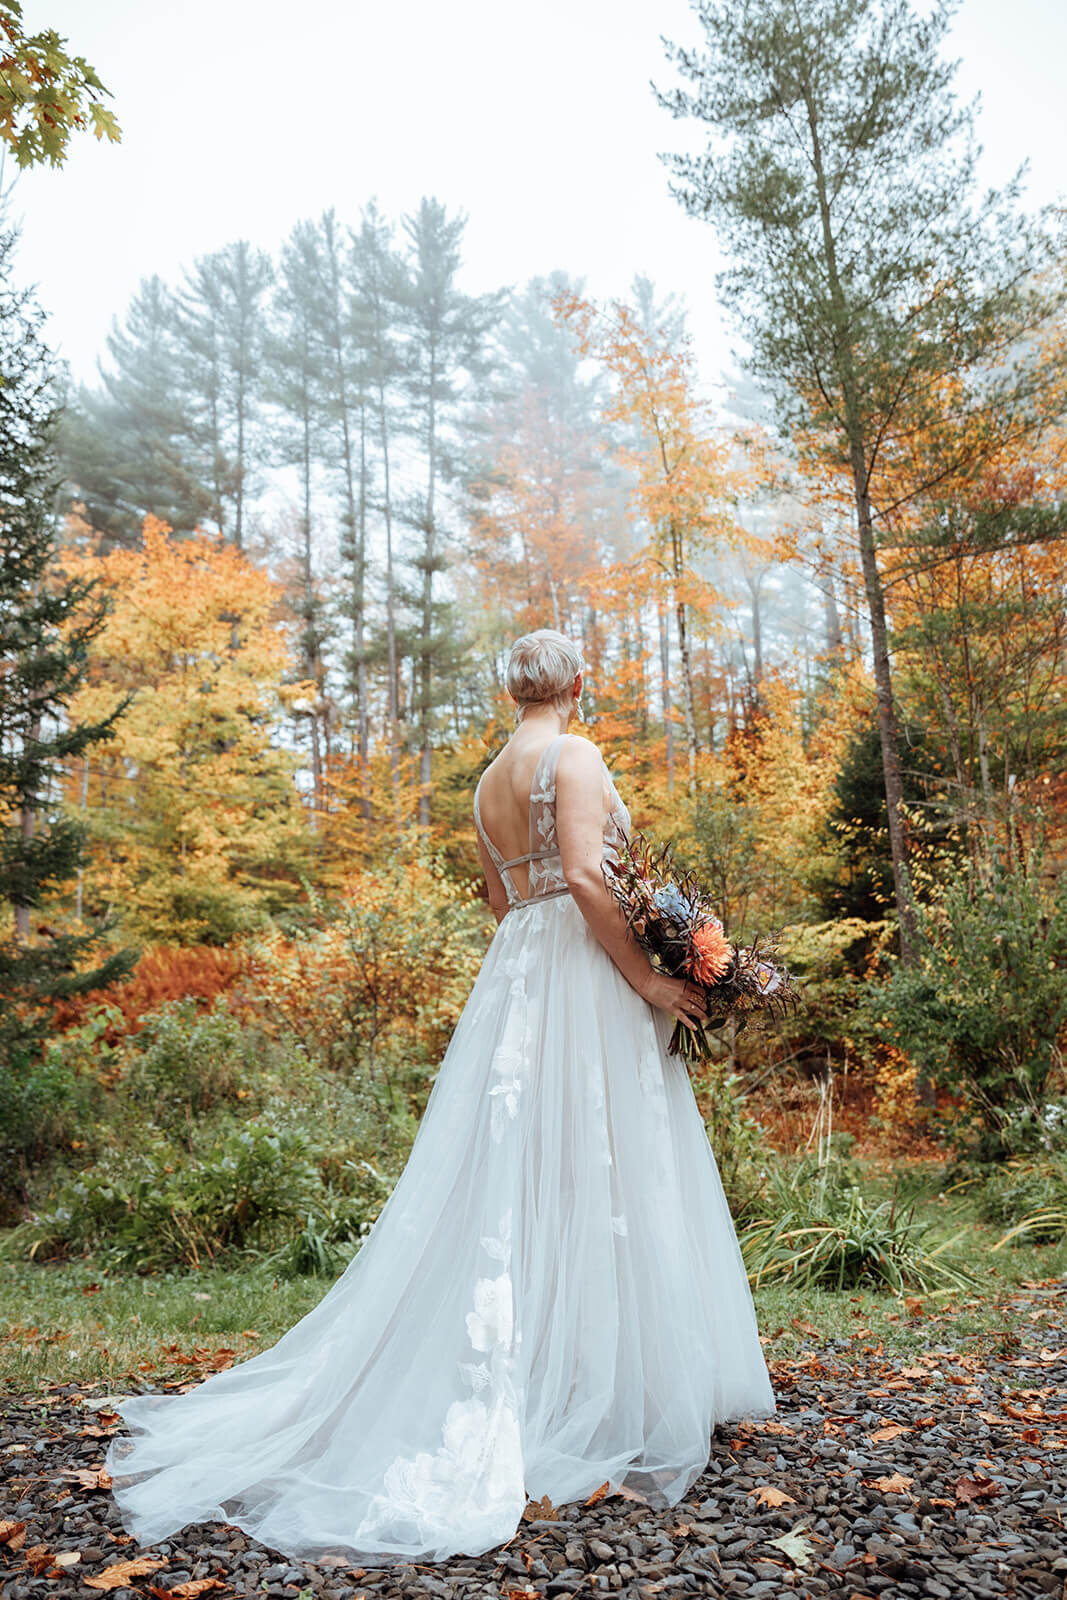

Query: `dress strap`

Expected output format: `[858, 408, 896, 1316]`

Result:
[499, 846, 561, 870]
[473, 773, 519, 907]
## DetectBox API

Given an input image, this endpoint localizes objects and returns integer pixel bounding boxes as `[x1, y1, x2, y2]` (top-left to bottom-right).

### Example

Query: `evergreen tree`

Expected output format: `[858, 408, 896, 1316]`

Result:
[350, 202, 406, 797]
[396, 198, 502, 826]
[176, 241, 272, 547]
[300, 211, 373, 792]
[266, 222, 332, 822]
[0, 225, 133, 1061]
[658, 0, 1064, 956]
[60, 275, 209, 545]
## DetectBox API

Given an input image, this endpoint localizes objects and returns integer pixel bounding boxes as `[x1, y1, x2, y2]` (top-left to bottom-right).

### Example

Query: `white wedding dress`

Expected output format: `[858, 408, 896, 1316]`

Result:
[107, 734, 775, 1563]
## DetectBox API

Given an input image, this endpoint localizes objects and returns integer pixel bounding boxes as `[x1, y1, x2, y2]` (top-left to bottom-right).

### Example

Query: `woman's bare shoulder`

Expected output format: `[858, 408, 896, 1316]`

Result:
[555, 734, 605, 779]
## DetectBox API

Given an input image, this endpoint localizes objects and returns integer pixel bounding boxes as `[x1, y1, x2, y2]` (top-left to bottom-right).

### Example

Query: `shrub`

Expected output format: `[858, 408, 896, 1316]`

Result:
[777, 917, 892, 1066]
[7, 1124, 319, 1271]
[977, 1156, 1067, 1248]
[117, 998, 277, 1137]
[870, 852, 1067, 1159]
[243, 854, 490, 1100]
[740, 1158, 974, 1294]
[690, 1062, 771, 1221]
[0, 1017, 114, 1217]
[52, 944, 244, 1043]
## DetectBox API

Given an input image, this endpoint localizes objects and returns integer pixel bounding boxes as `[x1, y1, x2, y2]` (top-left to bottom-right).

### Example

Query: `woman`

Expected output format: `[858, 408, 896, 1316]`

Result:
[107, 628, 775, 1564]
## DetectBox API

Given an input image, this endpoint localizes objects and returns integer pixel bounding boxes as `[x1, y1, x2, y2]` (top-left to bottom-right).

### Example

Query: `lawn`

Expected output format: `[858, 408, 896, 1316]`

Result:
[2, 1165, 1064, 1394]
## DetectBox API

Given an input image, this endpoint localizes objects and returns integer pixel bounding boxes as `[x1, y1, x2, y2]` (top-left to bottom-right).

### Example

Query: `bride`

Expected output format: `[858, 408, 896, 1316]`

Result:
[107, 628, 776, 1564]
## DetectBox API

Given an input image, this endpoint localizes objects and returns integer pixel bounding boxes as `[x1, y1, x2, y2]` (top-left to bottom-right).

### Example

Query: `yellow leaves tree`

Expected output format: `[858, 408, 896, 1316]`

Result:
[556, 291, 754, 792]
[65, 517, 309, 944]
[0, 4, 121, 168]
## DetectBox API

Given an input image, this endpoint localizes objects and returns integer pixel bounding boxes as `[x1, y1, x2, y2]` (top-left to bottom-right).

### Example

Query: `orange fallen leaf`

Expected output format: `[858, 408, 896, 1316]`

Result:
[869, 1423, 910, 1444]
[791, 1316, 819, 1336]
[521, 1494, 556, 1522]
[0, 1520, 27, 1551]
[749, 1485, 795, 1507]
[147, 1580, 227, 1599]
[866, 1472, 913, 1494]
[63, 1467, 113, 1491]
[23, 1545, 55, 1576]
[953, 1474, 1000, 1504]
[85, 1556, 166, 1589]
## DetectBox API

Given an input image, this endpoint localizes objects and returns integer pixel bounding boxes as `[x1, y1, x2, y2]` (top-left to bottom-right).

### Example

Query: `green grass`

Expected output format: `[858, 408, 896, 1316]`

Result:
[1, 1178, 1064, 1391]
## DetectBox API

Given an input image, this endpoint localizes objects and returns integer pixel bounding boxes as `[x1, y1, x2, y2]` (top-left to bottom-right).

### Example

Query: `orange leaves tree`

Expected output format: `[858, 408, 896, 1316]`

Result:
[556, 291, 750, 793]
[64, 517, 310, 944]
[243, 854, 490, 1108]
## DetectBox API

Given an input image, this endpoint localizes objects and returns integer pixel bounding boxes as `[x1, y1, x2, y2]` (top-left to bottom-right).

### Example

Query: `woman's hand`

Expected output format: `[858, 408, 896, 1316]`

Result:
[640, 970, 709, 1033]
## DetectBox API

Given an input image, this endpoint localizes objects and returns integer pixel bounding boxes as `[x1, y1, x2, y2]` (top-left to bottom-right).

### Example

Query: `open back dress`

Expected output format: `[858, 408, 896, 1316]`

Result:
[107, 733, 775, 1563]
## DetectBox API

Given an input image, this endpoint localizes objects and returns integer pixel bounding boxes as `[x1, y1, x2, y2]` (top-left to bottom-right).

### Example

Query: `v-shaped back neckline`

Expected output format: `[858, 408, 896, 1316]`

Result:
[474, 733, 567, 871]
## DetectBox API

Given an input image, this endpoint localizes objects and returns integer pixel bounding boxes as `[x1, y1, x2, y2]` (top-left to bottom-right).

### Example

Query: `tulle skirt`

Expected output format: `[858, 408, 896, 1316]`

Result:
[106, 894, 775, 1563]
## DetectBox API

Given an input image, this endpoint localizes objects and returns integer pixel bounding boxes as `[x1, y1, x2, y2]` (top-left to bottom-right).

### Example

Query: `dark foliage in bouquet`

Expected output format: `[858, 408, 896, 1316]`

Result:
[603, 830, 798, 1065]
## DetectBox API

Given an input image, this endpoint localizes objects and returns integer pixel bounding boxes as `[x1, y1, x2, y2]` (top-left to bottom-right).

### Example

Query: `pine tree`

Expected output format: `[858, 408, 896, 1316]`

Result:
[350, 202, 406, 801]
[658, 0, 1065, 954]
[299, 211, 373, 794]
[396, 198, 502, 826]
[60, 275, 209, 545]
[0, 225, 133, 1061]
[175, 241, 272, 546]
[266, 222, 332, 822]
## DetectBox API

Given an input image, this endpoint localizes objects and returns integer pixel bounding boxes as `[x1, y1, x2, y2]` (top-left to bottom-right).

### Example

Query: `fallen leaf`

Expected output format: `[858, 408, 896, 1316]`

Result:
[869, 1423, 910, 1444]
[953, 1474, 1000, 1504]
[768, 1525, 814, 1568]
[23, 1545, 55, 1576]
[584, 1481, 610, 1507]
[899, 1365, 927, 1378]
[521, 1494, 556, 1522]
[749, 1485, 795, 1507]
[791, 1316, 820, 1336]
[50, 1552, 82, 1570]
[146, 1580, 227, 1599]
[866, 1472, 913, 1494]
[84, 1556, 166, 1589]
[63, 1467, 112, 1491]
[0, 1521, 27, 1551]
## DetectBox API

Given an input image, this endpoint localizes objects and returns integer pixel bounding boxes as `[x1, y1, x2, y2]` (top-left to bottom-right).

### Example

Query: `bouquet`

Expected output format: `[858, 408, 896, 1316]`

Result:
[603, 830, 798, 1066]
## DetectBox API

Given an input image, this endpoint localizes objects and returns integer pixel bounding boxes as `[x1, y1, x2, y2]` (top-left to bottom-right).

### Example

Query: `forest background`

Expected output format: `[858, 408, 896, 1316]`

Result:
[1, 0, 1066, 1372]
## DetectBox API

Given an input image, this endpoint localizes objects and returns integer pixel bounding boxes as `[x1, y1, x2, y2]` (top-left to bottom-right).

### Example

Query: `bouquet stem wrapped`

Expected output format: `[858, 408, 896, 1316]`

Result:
[602, 830, 798, 1066]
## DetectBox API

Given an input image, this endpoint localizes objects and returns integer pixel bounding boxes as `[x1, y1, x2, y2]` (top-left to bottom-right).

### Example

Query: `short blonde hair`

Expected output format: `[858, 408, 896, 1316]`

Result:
[506, 629, 584, 719]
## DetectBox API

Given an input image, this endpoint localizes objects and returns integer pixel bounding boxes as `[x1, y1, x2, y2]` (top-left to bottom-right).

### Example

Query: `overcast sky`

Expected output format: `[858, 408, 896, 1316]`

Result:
[10, 0, 1067, 390]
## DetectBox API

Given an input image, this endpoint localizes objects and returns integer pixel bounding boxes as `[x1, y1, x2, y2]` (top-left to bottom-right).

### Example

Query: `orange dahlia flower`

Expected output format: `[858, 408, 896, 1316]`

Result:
[688, 921, 733, 984]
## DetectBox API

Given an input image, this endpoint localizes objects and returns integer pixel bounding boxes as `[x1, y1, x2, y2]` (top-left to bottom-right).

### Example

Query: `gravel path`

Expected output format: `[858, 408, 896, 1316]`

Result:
[2, 1288, 1065, 1600]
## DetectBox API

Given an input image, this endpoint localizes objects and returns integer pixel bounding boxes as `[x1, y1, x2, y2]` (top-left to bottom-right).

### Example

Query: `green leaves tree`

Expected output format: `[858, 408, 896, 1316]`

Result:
[658, 0, 1065, 957]
[0, 224, 132, 1061]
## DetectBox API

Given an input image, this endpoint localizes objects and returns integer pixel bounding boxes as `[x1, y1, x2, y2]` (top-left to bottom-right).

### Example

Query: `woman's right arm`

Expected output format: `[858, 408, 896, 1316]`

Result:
[555, 738, 707, 1034]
